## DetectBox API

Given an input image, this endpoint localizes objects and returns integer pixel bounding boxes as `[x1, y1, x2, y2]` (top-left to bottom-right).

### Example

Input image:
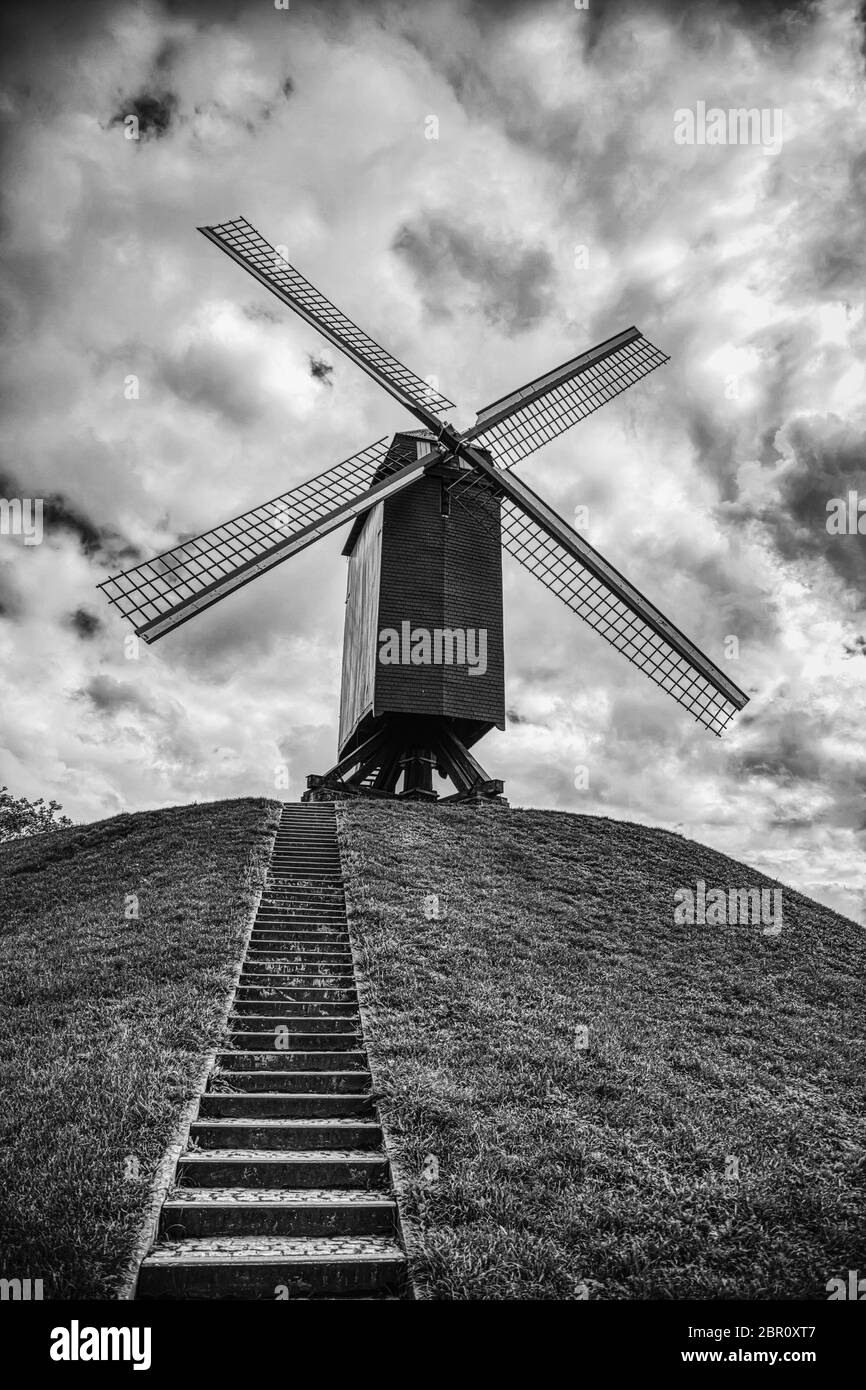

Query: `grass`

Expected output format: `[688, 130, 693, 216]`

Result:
[337, 801, 865, 1301]
[0, 798, 276, 1298]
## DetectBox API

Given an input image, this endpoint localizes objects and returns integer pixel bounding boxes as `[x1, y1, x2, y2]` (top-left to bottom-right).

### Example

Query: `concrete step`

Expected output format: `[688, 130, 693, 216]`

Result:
[239, 963, 355, 977]
[249, 927, 350, 938]
[229, 995, 358, 1017]
[262, 872, 343, 884]
[258, 912, 346, 921]
[263, 874, 343, 883]
[253, 914, 346, 923]
[244, 950, 353, 961]
[239, 977, 356, 990]
[270, 853, 341, 862]
[272, 832, 336, 840]
[259, 899, 344, 909]
[138, 1235, 404, 1299]
[246, 945, 350, 956]
[236, 980, 357, 997]
[234, 986, 357, 1003]
[198, 1092, 374, 1119]
[225, 1031, 360, 1051]
[207, 1070, 371, 1094]
[159, 1189, 397, 1239]
[238, 976, 355, 990]
[269, 860, 341, 867]
[217, 1049, 368, 1072]
[251, 922, 348, 932]
[254, 926, 347, 935]
[239, 967, 354, 978]
[189, 1118, 382, 1150]
[175, 1148, 389, 1189]
[227, 1014, 358, 1033]
[259, 883, 344, 893]
[263, 900, 347, 910]
[231, 1000, 358, 1018]
[245, 946, 353, 958]
[242, 962, 354, 973]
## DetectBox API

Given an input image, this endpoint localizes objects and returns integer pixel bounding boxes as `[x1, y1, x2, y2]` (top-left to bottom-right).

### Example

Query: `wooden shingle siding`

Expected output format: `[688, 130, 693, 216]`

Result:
[338, 501, 384, 752]
[374, 476, 504, 725]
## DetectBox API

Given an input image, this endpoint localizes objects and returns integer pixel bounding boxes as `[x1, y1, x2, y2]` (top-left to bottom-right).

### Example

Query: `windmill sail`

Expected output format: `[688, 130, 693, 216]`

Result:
[99, 441, 437, 643]
[462, 450, 747, 735]
[464, 328, 669, 469]
[199, 217, 454, 425]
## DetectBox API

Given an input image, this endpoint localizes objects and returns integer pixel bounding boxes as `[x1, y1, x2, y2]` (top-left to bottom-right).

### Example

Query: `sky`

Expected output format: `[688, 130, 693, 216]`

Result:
[0, 0, 864, 923]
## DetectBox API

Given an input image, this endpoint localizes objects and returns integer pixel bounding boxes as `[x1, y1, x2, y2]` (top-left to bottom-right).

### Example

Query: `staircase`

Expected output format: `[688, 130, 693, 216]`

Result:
[136, 802, 408, 1300]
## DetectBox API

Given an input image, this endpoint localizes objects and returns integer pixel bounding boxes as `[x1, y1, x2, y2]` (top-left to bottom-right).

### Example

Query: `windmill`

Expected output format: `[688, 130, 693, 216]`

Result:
[99, 217, 748, 802]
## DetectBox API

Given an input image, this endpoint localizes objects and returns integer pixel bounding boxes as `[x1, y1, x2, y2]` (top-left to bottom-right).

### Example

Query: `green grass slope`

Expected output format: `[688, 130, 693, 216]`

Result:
[0, 798, 276, 1298]
[337, 801, 864, 1301]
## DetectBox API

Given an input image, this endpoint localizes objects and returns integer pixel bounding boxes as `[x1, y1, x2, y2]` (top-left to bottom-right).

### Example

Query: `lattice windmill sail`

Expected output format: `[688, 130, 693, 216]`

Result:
[99, 216, 748, 800]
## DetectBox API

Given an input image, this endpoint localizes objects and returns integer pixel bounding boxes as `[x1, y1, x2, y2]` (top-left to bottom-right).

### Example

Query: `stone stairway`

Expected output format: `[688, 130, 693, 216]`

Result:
[136, 802, 408, 1300]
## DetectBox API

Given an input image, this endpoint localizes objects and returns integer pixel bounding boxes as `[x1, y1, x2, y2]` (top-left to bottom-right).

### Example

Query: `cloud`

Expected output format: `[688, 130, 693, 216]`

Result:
[0, 472, 141, 566]
[308, 353, 334, 384]
[724, 415, 866, 593]
[393, 217, 555, 333]
[155, 342, 268, 427]
[66, 608, 102, 639]
[79, 675, 154, 715]
[110, 91, 178, 141]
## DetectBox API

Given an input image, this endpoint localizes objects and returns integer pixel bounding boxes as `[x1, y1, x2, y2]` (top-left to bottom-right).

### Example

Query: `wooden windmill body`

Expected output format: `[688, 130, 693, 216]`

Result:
[99, 217, 749, 800]
[337, 431, 505, 797]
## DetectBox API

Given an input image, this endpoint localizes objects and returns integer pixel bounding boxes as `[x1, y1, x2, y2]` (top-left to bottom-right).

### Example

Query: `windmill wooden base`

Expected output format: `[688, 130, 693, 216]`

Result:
[303, 717, 505, 803]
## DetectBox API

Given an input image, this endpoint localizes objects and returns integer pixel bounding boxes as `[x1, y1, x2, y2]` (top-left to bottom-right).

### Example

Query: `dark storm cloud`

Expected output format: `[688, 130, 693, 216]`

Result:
[724, 416, 866, 593]
[242, 304, 280, 323]
[393, 217, 554, 334]
[843, 635, 866, 658]
[733, 711, 825, 783]
[308, 354, 334, 384]
[580, 0, 820, 54]
[0, 471, 140, 565]
[80, 675, 153, 715]
[109, 92, 178, 140]
[67, 608, 103, 639]
[43, 493, 104, 555]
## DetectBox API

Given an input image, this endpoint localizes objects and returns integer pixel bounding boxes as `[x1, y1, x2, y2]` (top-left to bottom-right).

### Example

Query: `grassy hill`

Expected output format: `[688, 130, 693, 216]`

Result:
[336, 801, 864, 1301]
[0, 795, 861, 1300]
[0, 799, 276, 1298]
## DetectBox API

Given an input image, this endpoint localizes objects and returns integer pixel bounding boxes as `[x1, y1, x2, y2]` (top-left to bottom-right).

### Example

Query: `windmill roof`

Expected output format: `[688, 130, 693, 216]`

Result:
[342, 431, 437, 555]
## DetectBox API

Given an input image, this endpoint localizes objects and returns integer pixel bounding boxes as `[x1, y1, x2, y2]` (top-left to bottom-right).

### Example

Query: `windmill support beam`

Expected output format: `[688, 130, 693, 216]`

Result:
[303, 717, 505, 804]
